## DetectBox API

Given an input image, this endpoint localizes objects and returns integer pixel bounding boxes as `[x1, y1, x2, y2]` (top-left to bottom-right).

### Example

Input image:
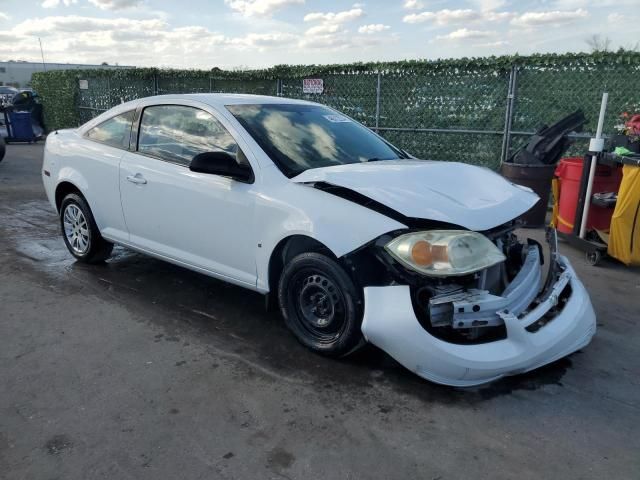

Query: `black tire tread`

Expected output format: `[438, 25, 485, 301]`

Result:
[60, 193, 113, 264]
[278, 252, 364, 357]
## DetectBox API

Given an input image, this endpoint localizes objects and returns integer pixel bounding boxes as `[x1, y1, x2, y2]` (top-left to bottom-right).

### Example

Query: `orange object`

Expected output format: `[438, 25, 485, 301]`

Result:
[553, 157, 623, 234]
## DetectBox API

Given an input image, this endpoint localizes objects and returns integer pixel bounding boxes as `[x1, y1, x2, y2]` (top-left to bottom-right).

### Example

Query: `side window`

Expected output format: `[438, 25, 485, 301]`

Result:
[138, 105, 238, 166]
[86, 110, 134, 149]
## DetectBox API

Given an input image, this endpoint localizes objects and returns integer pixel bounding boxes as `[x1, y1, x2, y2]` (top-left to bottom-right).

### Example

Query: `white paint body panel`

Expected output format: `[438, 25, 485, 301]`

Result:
[41, 93, 596, 387]
[118, 150, 258, 287]
[292, 160, 540, 230]
[42, 129, 129, 240]
[361, 256, 596, 386]
[42, 95, 405, 293]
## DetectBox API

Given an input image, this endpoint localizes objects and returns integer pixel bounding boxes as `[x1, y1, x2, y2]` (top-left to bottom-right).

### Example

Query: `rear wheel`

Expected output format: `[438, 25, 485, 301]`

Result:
[278, 252, 364, 357]
[60, 193, 113, 263]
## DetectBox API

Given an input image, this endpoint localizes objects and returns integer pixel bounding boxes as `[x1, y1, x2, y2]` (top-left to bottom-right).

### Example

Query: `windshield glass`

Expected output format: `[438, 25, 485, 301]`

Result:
[226, 103, 406, 177]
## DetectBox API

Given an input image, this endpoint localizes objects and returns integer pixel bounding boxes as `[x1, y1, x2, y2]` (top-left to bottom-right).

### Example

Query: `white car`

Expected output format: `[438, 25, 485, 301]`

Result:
[42, 94, 596, 386]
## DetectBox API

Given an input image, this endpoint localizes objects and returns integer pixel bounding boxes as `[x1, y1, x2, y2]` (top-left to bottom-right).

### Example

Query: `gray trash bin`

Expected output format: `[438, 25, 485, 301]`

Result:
[500, 161, 555, 228]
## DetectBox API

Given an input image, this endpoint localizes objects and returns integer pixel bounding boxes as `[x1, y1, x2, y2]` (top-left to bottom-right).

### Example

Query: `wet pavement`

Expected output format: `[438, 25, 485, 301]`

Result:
[1, 143, 639, 479]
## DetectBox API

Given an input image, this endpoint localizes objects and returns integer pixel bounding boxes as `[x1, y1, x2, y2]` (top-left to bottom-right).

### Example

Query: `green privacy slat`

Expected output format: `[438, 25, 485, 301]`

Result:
[31, 52, 640, 170]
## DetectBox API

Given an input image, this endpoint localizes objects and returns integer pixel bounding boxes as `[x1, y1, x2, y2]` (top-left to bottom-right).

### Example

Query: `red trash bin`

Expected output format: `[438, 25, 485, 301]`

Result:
[554, 157, 623, 234]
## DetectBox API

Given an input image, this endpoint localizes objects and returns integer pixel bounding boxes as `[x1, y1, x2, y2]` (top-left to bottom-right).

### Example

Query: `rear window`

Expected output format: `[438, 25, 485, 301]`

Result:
[86, 110, 134, 149]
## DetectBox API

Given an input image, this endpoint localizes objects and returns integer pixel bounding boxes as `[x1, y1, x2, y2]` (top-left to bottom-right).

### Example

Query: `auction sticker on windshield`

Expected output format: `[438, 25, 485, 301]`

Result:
[323, 114, 350, 123]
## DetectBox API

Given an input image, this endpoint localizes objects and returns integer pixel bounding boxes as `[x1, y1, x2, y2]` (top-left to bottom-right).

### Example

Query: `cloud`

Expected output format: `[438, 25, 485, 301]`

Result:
[607, 13, 624, 23]
[305, 24, 340, 36]
[474, 40, 509, 47]
[469, 0, 505, 11]
[511, 9, 589, 27]
[483, 11, 514, 22]
[403, 8, 514, 25]
[228, 32, 298, 48]
[358, 24, 390, 34]
[436, 28, 495, 40]
[301, 7, 366, 49]
[0, 13, 10, 21]
[403, 9, 481, 25]
[224, 0, 304, 17]
[0, 15, 300, 68]
[403, 0, 424, 9]
[303, 8, 364, 24]
[13, 16, 167, 35]
[41, 0, 77, 8]
[88, 0, 143, 10]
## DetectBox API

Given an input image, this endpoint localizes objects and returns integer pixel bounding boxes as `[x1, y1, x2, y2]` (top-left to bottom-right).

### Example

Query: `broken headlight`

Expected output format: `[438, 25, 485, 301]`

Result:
[384, 230, 506, 277]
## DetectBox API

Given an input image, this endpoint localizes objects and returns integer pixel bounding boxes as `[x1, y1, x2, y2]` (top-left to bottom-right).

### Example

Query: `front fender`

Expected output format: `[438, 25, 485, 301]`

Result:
[255, 180, 406, 292]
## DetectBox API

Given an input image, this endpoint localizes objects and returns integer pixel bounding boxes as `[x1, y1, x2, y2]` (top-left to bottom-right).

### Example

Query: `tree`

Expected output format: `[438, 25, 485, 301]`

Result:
[586, 34, 612, 52]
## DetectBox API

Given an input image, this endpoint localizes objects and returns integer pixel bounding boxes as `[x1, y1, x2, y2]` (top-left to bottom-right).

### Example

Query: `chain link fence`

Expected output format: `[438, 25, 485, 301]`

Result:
[33, 52, 640, 169]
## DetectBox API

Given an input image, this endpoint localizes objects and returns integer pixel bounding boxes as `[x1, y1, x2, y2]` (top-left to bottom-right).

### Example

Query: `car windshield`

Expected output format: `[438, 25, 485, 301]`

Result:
[226, 103, 407, 177]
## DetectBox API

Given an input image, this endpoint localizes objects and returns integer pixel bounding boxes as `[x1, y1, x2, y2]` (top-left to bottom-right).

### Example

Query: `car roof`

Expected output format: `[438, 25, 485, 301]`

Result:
[144, 93, 316, 107]
[78, 93, 320, 133]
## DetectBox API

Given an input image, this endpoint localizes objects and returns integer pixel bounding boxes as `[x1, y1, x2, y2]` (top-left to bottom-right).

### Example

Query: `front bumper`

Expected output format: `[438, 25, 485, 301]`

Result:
[361, 255, 596, 387]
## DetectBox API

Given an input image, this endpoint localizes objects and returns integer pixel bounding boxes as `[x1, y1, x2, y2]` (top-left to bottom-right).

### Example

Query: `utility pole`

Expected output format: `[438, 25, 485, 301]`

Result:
[38, 37, 47, 72]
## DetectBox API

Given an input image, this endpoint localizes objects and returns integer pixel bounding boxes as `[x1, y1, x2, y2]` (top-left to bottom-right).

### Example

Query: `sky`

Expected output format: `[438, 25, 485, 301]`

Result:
[0, 0, 638, 69]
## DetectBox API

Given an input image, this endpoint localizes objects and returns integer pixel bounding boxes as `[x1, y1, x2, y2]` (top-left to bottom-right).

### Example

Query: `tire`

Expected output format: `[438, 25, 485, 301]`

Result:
[60, 193, 113, 263]
[278, 252, 365, 357]
[0, 136, 5, 162]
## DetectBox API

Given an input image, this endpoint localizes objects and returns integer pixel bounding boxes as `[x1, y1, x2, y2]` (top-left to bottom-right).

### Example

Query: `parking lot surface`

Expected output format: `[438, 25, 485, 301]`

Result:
[1, 143, 639, 479]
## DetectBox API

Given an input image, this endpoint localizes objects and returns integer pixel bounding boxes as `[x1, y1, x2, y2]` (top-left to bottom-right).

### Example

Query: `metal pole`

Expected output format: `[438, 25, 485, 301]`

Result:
[153, 73, 158, 96]
[375, 72, 381, 133]
[579, 92, 608, 238]
[500, 65, 517, 163]
[38, 37, 47, 72]
[209, 76, 213, 93]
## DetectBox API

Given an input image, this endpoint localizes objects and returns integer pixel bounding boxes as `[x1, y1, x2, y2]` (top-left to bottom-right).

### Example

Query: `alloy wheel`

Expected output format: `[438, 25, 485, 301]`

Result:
[63, 204, 90, 254]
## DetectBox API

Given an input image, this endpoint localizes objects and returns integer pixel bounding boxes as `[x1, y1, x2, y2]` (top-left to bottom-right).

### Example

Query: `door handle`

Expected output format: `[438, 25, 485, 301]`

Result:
[126, 174, 147, 185]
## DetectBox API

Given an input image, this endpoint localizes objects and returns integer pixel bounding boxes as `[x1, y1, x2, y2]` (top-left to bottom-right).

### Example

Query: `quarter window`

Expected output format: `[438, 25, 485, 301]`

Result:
[86, 110, 134, 149]
[138, 105, 238, 166]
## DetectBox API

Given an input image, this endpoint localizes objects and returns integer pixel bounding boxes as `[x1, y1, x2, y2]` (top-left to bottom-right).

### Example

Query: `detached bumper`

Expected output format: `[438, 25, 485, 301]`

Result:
[361, 255, 596, 387]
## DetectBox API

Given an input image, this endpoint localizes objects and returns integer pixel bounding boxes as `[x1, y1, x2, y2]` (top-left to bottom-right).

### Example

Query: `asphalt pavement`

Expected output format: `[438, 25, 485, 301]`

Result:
[1, 143, 639, 479]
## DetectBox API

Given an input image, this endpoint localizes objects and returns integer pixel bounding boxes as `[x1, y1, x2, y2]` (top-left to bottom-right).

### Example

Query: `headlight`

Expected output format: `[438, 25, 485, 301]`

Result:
[384, 230, 506, 277]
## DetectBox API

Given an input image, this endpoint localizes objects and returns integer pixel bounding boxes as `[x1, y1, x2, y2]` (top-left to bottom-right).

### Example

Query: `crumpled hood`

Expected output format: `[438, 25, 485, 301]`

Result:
[291, 160, 539, 231]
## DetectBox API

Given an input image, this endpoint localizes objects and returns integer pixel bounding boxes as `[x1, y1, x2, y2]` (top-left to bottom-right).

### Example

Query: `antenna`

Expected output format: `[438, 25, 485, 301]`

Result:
[38, 37, 47, 72]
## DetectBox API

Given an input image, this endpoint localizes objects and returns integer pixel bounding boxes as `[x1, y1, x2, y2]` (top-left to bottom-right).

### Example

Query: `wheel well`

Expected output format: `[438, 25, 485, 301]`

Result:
[268, 235, 333, 295]
[54, 182, 82, 212]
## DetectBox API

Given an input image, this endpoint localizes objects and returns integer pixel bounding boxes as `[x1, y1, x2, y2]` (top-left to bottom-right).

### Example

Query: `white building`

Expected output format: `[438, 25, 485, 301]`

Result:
[0, 61, 134, 88]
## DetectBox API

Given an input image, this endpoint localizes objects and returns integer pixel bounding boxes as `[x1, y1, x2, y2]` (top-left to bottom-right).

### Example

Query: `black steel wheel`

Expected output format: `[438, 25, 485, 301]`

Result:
[278, 252, 364, 357]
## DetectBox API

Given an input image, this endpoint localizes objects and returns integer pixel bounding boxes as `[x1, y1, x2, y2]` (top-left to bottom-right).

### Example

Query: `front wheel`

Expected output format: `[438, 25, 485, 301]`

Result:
[60, 193, 113, 263]
[278, 252, 365, 357]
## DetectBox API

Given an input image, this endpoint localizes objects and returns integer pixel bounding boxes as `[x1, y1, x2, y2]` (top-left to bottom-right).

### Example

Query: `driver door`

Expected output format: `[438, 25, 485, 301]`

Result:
[119, 103, 257, 288]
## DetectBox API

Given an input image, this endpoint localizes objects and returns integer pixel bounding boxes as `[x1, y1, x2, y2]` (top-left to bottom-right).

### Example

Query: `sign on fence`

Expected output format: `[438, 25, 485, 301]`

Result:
[79, 79, 89, 90]
[303, 78, 323, 94]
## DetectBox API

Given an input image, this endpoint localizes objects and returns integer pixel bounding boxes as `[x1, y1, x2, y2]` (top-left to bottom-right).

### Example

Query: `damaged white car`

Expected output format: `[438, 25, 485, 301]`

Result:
[42, 94, 596, 386]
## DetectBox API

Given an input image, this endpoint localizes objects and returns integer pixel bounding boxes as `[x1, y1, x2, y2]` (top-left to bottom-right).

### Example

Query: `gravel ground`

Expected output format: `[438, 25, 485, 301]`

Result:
[1, 143, 639, 480]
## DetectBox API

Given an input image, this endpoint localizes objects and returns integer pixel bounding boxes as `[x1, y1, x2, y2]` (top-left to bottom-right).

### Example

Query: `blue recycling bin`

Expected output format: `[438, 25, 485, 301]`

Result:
[7, 111, 36, 142]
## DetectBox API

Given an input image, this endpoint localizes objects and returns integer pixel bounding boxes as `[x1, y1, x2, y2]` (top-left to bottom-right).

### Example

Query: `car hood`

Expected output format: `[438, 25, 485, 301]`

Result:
[291, 160, 539, 231]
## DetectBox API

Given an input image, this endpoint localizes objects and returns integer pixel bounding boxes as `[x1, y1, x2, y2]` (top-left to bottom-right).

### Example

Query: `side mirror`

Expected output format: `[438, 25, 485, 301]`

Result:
[189, 151, 254, 183]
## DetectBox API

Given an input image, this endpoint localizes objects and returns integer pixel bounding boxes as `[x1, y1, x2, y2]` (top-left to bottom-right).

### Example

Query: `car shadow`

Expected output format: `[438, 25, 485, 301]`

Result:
[64, 245, 575, 404]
